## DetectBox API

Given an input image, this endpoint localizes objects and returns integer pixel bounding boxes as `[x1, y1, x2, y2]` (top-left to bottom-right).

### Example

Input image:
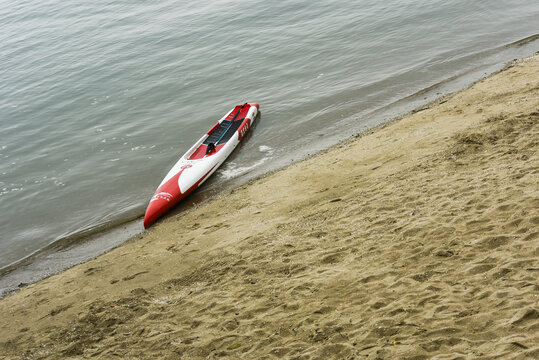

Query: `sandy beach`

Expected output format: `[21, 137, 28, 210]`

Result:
[1, 54, 538, 359]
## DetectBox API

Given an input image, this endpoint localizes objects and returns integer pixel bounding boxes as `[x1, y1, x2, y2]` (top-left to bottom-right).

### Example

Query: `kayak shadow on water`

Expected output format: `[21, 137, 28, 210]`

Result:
[150, 110, 262, 225]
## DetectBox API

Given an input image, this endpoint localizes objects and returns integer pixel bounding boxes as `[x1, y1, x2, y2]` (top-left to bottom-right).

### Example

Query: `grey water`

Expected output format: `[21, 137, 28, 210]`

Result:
[1, 0, 538, 294]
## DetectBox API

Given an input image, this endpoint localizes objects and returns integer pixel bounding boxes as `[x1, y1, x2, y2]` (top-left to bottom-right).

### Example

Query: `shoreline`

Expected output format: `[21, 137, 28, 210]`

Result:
[1, 46, 532, 297]
[1, 54, 537, 359]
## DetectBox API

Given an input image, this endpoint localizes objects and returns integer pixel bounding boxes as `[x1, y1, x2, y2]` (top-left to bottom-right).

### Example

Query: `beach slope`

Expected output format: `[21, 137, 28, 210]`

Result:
[0, 55, 538, 359]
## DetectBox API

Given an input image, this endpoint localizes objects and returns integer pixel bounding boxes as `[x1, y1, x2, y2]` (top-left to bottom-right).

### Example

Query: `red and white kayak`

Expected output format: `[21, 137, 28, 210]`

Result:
[143, 103, 259, 228]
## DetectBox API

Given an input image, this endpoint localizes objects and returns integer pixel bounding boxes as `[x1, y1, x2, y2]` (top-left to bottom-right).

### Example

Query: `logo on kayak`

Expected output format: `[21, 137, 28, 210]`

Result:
[238, 119, 251, 140]
[151, 192, 173, 202]
[180, 164, 192, 170]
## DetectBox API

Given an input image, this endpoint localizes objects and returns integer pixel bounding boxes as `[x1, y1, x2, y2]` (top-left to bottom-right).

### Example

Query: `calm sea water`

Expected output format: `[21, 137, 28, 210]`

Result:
[1, 0, 538, 292]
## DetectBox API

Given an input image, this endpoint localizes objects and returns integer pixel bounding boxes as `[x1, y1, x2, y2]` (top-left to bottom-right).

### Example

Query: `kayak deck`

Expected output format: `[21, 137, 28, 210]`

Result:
[204, 118, 244, 145]
[188, 104, 251, 160]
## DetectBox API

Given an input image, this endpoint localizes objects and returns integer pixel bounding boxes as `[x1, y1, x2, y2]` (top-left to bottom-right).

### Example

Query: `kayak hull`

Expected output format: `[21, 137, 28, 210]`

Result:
[143, 103, 259, 228]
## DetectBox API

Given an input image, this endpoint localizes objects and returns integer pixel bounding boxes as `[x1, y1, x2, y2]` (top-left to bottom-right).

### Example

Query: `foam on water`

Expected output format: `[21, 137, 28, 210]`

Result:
[218, 145, 275, 180]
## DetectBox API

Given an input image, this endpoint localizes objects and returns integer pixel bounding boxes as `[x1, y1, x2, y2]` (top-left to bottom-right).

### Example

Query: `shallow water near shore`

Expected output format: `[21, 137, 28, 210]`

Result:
[0, 0, 538, 294]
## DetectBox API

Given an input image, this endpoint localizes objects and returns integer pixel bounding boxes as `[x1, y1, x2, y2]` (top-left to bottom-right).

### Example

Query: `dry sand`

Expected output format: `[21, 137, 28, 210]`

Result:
[1, 55, 538, 359]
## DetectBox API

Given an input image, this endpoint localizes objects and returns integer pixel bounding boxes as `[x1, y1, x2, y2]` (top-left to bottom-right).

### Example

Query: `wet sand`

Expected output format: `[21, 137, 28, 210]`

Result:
[0, 54, 538, 359]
